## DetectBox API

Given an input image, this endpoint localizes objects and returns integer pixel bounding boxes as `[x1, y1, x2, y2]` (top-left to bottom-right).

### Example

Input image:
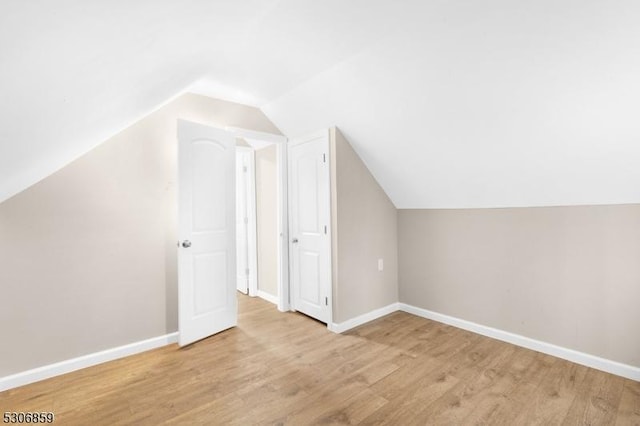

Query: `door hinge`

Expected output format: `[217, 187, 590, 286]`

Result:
[245, 268, 250, 276]
[324, 225, 327, 234]
[325, 297, 328, 306]
[323, 153, 326, 163]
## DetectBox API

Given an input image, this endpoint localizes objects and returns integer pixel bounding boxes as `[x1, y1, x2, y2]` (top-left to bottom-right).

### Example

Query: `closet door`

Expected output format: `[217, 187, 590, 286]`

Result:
[288, 130, 331, 323]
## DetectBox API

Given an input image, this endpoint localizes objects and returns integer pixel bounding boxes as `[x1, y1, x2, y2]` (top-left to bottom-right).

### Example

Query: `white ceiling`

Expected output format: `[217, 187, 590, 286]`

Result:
[2, 0, 640, 208]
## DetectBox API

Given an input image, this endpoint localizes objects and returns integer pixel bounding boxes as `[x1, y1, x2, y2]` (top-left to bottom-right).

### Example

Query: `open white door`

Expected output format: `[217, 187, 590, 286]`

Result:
[235, 149, 257, 295]
[288, 130, 332, 324]
[178, 120, 237, 346]
[236, 151, 249, 295]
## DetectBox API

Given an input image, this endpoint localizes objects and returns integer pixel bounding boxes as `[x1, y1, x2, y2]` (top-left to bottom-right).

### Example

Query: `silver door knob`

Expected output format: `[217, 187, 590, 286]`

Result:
[181, 240, 192, 248]
[292, 238, 299, 243]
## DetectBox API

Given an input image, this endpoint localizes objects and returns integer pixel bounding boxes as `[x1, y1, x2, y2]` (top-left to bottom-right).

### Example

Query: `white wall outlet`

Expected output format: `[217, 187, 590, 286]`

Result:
[378, 258, 384, 271]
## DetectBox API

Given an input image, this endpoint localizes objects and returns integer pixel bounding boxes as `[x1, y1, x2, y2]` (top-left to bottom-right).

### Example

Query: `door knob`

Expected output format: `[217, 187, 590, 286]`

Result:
[292, 238, 299, 243]
[182, 240, 192, 248]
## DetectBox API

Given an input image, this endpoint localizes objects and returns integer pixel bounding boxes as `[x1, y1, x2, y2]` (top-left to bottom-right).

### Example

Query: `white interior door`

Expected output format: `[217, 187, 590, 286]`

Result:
[236, 151, 250, 294]
[288, 130, 331, 324]
[178, 120, 237, 346]
[235, 149, 257, 296]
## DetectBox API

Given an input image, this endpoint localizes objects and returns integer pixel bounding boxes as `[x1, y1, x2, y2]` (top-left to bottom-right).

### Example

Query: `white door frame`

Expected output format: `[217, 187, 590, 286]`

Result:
[226, 127, 290, 312]
[287, 129, 333, 327]
[235, 147, 258, 297]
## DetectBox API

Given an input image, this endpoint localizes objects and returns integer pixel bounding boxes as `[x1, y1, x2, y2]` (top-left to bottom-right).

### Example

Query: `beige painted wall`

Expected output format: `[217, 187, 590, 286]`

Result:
[255, 144, 278, 297]
[399, 205, 640, 367]
[0, 93, 281, 377]
[330, 128, 398, 323]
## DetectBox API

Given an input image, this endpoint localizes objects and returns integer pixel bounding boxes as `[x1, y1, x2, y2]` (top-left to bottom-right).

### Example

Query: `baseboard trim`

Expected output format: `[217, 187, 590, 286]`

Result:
[329, 303, 400, 334]
[256, 290, 279, 305]
[0, 332, 179, 392]
[398, 303, 640, 382]
[3, 305, 637, 392]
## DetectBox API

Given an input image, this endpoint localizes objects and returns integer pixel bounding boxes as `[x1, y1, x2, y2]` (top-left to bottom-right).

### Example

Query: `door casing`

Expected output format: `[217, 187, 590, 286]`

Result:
[178, 124, 334, 335]
[226, 127, 292, 313]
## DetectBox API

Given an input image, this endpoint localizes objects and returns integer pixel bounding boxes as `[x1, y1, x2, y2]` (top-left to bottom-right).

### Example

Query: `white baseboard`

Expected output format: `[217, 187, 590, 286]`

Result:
[398, 303, 640, 382]
[0, 332, 179, 392]
[329, 303, 400, 334]
[256, 290, 279, 305]
[3, 305, 637, 393]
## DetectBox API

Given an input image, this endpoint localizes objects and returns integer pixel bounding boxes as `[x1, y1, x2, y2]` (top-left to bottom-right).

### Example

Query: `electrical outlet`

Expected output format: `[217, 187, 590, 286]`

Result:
[378, 258, 384, 271]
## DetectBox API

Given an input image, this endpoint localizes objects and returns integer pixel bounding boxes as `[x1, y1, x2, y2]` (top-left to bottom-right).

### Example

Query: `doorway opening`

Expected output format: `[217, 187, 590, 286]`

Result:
[229, 128, 290, 312]
[177, 122, 332, 347]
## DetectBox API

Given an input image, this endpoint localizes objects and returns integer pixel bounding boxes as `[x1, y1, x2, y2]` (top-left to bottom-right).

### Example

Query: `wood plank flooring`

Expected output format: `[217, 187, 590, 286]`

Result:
[1, 295, 638, 425]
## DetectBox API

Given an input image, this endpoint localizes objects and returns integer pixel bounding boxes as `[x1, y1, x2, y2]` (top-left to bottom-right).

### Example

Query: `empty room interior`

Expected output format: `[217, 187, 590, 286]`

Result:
[1, 1, 639, 425]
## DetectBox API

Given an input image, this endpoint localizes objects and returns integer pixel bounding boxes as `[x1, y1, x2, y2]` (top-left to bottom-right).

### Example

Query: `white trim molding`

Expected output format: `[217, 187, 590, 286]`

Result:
[256, 290, 279, 305]
[227, 127, 290, 314]
[329, 303, 400, 334]
[398, 303, 640, 382]
[0, 332, 179, 392]
[3, 304, 637, 393]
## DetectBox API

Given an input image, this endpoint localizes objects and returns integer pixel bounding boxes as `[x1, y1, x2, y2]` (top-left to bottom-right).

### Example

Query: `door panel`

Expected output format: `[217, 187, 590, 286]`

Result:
[299, 251, 321, 304]
[178, 120, 237, 346]
[297, 158, 320, 233]
[288, 130, 331, 323]
[194, 252, 227, 313]
[192, 141, 226, 231]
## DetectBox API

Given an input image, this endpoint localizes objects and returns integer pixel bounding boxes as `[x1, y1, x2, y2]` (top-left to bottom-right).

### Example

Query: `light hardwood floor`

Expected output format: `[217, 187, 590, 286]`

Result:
[1, 295, 638, 425]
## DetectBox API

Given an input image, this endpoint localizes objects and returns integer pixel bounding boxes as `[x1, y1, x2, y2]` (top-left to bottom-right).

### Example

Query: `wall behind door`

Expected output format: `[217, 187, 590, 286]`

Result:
[399, 205, 640, 367]
[0, 93, 281, 377]
[330, 128, 399, 324]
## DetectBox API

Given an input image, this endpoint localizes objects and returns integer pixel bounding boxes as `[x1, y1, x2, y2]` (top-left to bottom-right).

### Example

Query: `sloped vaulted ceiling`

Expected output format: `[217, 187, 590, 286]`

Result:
[2, 0, 640, 208]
